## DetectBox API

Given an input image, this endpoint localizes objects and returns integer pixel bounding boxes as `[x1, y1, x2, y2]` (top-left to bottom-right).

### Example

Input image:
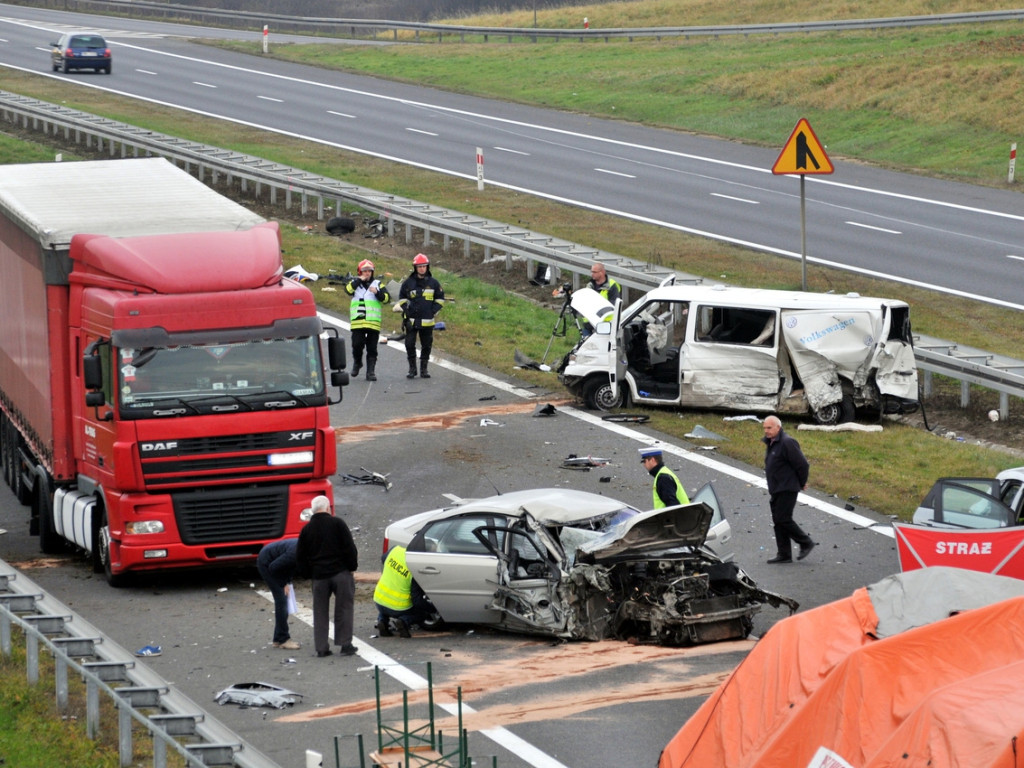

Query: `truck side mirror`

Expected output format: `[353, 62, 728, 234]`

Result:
[327, 335, 347, 371]
[83, 353, 103, 390]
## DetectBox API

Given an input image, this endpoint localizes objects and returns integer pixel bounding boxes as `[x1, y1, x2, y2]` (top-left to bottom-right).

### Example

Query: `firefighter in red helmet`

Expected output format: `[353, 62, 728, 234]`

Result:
[395, 254, 445, 379]
[344, 259, 390, 381]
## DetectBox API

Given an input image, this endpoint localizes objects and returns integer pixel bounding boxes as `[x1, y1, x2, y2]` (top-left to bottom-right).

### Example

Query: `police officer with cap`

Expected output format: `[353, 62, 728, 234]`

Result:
[639, 446, 689, 508]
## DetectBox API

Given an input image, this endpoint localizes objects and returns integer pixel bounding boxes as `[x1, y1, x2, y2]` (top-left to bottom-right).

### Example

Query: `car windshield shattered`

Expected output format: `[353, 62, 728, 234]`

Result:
[117, 336, 325, 418]
[400, 485, 797, 647]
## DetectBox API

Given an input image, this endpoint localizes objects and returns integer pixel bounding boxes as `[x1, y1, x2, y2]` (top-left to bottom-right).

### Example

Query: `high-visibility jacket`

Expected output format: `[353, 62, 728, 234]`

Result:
[653, 464, 689, 509]
[374, 546, 413, 611]
[345, 278, 390, 331]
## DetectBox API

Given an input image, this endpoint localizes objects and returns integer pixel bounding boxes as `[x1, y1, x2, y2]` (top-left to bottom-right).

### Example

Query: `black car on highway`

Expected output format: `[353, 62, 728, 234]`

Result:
[51, 32, 111, 74]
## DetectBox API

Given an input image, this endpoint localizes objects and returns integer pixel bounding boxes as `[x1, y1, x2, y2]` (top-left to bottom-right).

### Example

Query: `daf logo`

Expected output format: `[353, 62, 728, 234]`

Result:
[141, 441, 178, 452]
[289, 431, 314, 441]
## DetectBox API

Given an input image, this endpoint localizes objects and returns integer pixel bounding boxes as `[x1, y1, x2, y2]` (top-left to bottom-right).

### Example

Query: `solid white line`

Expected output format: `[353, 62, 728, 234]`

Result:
[327, 110, 356, 118]
[846, 221, 902, 235]
[711, 193, 759, 204]
[193, 81, 216, 88]
[406, 127, 438, 136]
[1008, 254, 1024, 262]
[494, 146, 530, 155]
[258, 95, 283, 103]
[594, 168, 636, 178]
[135, 69, 157, 75]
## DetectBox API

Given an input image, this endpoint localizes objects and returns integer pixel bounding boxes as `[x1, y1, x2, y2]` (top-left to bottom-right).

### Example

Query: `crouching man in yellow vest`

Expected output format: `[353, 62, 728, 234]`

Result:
[373, 545, 433, 638]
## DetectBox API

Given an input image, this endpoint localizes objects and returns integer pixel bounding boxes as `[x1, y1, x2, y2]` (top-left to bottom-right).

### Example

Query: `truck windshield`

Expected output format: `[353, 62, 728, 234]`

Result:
[117, 336, 325, 418]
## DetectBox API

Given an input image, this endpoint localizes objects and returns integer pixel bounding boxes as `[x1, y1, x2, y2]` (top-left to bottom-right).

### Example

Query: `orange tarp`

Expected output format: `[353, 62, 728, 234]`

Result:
[660, 569, 1024, 768]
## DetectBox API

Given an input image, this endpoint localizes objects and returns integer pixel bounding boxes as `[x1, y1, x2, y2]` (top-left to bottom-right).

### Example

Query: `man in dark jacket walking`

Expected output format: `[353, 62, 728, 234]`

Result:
[762, 415, 815, 563]
[396, 253, 445, 379]
[295, 495, 359, 657]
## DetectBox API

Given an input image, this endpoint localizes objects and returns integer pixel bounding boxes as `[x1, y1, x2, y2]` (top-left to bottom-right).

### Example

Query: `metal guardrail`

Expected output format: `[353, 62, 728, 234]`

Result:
[0, 563, 282, 768]
[22, 0, 1024, 43]
[2, 89, 1022, 419]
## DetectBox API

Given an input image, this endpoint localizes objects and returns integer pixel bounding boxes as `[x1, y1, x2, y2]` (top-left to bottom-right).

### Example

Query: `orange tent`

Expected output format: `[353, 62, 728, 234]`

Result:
[660, 567, 1024, 768]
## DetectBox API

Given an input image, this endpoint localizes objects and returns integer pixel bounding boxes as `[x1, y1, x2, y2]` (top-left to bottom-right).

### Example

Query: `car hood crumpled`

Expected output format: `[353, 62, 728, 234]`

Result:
[575, 502, 714, 563]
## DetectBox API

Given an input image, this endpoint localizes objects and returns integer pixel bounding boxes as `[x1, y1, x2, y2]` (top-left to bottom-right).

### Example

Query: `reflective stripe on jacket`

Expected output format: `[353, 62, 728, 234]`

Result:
[346, 279, 389, 330]
[373, 546, 413, 611]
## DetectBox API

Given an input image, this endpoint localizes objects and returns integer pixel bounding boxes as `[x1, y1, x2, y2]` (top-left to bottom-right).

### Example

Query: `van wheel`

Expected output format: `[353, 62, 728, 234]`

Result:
[813, 395, 855, 425]
[582, 377, 624, 411]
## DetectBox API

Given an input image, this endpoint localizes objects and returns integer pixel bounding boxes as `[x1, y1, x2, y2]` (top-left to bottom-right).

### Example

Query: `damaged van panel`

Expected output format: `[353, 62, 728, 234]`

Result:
[559, 283, 919, 424]
[385, 485, 797, 647]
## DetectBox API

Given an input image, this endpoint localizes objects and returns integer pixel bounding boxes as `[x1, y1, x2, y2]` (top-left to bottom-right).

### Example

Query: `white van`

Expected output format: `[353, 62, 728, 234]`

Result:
[558, 280, 919, 424]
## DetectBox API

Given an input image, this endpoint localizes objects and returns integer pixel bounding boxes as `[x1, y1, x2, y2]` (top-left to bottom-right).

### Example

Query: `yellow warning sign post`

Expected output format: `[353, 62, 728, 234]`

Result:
[772, 118, 833, 289]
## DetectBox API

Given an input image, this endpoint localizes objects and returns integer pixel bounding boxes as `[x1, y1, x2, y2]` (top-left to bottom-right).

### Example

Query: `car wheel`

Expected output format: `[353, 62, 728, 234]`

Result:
[62, 61, 69, 74]
[326, 216, 355, 235]
[419, 612, 447, 632]
[104, 63, 111, 74]
[582, 376, 624, 411]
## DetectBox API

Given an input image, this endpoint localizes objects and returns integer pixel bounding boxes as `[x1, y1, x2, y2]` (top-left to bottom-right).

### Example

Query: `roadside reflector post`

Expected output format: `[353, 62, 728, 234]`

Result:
[1010, 142, 1017, 184]
[262, 25, 269, 54]
[772, 118, 834, 291]
[476, 147, 485, 191]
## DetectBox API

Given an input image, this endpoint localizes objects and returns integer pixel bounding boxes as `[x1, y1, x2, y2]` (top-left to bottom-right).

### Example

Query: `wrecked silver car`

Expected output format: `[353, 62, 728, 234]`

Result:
[382, 486, 797, 646]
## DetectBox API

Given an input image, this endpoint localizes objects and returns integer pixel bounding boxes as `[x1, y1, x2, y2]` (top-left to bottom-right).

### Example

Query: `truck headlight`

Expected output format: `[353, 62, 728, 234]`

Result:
[126, 521, 164, 535]
[268, 451, 314, 466]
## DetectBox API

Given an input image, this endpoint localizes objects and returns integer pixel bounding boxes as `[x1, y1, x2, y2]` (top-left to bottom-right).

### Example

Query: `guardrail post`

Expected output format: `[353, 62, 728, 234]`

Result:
[270, 185, 278, 205]
[1000, 392, 1009, 421]
[960, 380, 971, 407]
[26, 631, 39, 684]
[286, 187, 293, 210]
[922, 370, 933, 397]
[86, 676, 100, 739]
[119, 701, 133, 766]
[1, 611, 10, 656]
[405, 222, 412, 244]
[55, 653, 69, 712]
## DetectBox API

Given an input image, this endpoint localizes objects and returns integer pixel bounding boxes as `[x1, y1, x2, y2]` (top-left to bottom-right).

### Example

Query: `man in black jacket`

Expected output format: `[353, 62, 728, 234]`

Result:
[295, 495, 359, 657]
[762, 415, 815, 564]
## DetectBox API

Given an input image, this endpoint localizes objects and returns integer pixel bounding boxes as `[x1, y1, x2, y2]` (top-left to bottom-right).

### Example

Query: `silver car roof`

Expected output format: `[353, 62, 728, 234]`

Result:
[443, 488, 638, 524]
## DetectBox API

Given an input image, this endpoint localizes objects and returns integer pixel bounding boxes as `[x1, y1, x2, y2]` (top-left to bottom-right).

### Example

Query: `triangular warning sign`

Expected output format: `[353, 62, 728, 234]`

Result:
[772, 118, 833, 175]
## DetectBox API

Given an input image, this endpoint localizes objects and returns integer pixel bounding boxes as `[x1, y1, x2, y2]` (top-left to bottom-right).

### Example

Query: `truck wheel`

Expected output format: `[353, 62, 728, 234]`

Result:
[582, 377, 624, 411]
[98, 514, 129, 588]
[35, 476, 65, 555]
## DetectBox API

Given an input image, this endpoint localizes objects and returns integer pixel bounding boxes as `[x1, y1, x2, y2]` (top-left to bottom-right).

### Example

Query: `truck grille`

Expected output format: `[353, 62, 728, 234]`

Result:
[173, 485, 288, 545]
[140, 430, 315, 489]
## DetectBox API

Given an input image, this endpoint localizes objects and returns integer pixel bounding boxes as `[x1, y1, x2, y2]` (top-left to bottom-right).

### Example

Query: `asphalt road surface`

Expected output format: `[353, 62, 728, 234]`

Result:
[0, 310, 903, 768]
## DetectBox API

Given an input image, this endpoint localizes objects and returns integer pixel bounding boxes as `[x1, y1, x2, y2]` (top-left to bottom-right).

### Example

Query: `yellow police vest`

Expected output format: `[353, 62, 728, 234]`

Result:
[373, 546, 413, 610]
[653, 465, 689, 509]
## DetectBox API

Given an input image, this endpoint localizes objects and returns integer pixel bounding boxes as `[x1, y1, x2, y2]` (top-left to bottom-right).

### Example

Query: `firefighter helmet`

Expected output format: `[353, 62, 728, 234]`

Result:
[412, 253, 430, 266]
[357, 259, 375, 273]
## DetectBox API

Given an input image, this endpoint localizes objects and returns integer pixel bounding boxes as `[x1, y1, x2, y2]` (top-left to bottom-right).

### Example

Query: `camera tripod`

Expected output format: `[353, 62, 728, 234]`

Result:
[541, 286, 582, 365]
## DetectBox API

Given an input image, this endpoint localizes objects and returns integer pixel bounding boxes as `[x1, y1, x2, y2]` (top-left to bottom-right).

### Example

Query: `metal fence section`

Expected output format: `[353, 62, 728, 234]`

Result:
[20, 0, 1024, 43]
[1, 89, 1022, 419]
[0, 564, 283, 768]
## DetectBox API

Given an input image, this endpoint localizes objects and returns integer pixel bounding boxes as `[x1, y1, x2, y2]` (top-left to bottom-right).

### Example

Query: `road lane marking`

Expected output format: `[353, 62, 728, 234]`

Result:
[846, 221, 902, 234]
